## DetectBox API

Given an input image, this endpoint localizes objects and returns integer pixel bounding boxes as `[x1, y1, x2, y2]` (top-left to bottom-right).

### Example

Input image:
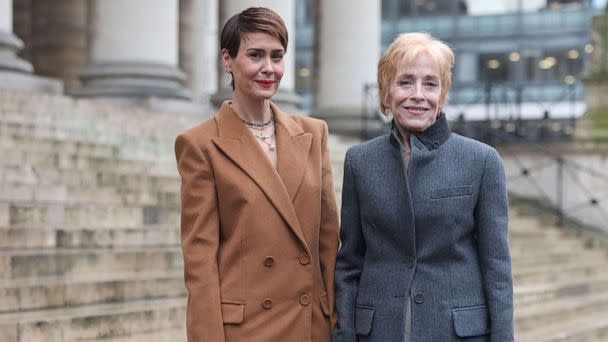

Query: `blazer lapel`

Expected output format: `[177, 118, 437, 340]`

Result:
[211, 101, 311, 253]
[272, 102, 312, 203]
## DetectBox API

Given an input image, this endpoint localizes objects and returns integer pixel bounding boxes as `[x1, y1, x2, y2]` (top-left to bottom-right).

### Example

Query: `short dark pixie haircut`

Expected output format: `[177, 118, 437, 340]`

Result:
[221, 7, 288, 89]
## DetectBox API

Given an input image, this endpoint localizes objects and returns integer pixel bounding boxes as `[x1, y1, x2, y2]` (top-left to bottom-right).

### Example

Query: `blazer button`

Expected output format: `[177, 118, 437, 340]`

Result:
[298, 253, 311, 265]
[299, 294, 311, 306]
[262, 298, 273, 309]
[264, 256, 275, 267]
[414, 294, 424, 304]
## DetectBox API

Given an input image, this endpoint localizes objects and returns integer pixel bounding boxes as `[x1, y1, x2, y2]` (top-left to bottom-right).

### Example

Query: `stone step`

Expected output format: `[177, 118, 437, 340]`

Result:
[0, 182, 178, 208]
[0, 147, 176, 177]
[7, 201, 179, 229]
[513, 258, 607, 285]
[0, 168, 179, 202]
[515, 291, 608, 332]
[0, 111, 180, 143]
[0, 297, 186, 342]
[510, 237, 587, 255]
[0, 225, 180, 249]
[79, 328, 186, 342]
[0, 246, 182, 279]
[515, 274, 608, 306]
[516, 307, 608, 342]
[0, 121, 175, 162]
[0, 135, 117, 159]
[511, 249, 608, 267]
[0, 270, 184, 313]
[0, 93, 191, 139]
[509, 227, 549, 239]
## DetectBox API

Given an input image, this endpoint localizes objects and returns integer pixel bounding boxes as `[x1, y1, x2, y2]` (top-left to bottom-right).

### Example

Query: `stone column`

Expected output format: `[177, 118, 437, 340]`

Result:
[316, 0, 381, 134]
[212, 0, 299, 112]
[27, 0, 88, 92]
[0, 0, 61, 92]
[75, 0, 190, 100]
[179, 0, 218, 104]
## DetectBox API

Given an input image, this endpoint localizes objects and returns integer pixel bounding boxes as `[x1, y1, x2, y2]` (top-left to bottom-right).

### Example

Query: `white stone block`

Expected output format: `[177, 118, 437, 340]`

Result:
[0, 203, 8, 227]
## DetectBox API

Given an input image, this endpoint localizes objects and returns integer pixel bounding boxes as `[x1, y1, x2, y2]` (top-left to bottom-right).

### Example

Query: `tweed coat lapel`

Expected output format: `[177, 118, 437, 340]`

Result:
[211, 101, 311, 253]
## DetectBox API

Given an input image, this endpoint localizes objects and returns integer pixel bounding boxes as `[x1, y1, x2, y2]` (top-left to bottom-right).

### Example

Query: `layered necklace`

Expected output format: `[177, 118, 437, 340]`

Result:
[240, 115, 276, 151]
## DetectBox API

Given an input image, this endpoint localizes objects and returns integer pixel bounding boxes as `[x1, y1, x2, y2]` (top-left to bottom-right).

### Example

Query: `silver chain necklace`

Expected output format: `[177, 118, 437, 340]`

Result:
[241, 116, 274, 129]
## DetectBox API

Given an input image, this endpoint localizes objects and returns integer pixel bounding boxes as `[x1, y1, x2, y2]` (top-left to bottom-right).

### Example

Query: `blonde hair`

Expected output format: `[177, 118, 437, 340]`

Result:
[377, 32, 455, 114]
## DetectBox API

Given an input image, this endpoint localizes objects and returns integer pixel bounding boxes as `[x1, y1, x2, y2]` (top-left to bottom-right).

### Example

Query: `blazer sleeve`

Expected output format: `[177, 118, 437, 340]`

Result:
[318, 121, 341, 327]
[175, 133, 225, 342]
[474, 147, 514, 342]
[332, 148, 364, 342]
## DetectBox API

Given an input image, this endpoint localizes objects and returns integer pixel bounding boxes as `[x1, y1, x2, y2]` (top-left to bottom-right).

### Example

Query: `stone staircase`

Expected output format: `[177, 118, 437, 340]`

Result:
[0, 91, 191, 341]
[1, 89, 608, 341]
[512, 214, 608, 342]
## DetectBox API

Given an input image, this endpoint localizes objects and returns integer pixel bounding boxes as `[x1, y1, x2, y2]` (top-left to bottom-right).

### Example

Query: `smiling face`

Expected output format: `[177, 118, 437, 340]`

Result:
[384, 53, 442, 133]
[222, 32, 285, 101]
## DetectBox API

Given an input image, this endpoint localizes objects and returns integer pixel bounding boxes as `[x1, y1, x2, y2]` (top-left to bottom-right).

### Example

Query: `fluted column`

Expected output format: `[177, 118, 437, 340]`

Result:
[29, 0, 88, 92]
[316, 0, 381, 134]
[0, 0, 61, 92]
[75, 0, 190, 99]
[179, 0, 218, 104]
[212, 0, 299, 112]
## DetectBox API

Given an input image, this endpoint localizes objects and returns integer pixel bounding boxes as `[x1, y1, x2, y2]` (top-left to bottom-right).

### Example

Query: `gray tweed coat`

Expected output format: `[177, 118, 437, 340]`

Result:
[332, 115, 513, 342]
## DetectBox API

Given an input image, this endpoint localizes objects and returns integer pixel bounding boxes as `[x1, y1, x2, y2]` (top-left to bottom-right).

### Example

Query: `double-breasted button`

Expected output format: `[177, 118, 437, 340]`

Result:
[262, 298, 273, 309]
[298, 254, 311, 265]
[414, 294, 424, 304]
[299, 294, 311, 306]
[264, 256, 275, 267]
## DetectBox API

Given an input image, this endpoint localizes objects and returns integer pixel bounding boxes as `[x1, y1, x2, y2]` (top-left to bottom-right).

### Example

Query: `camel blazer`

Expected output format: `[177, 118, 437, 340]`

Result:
[332, 115, 513, 342]
[175, 101, 340, 342]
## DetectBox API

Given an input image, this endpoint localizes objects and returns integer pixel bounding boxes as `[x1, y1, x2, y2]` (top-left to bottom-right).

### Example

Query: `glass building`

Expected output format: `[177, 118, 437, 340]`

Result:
[295, 0, 596, 121]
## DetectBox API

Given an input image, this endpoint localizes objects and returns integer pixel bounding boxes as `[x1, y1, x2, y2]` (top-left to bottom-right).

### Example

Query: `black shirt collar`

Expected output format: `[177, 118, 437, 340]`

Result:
[389, 112, 451, 151]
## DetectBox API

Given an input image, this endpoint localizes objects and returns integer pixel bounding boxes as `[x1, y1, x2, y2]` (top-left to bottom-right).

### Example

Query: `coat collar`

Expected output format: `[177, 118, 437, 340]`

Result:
[211, 101, 312, 254]
[389, 112, 451, 151]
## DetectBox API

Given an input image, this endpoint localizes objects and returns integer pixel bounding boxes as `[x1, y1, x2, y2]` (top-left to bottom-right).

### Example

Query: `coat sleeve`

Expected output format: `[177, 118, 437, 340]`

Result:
[175, 133, 225, 342]
[474, 147, 514, 342]
[332, 148, 364, 342]
[318, 121, 341, 327]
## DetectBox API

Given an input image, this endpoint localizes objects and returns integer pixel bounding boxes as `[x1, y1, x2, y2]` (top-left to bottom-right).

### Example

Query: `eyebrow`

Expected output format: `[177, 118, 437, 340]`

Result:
[398, 73, 439, 80]
[246, 48, 285, 53]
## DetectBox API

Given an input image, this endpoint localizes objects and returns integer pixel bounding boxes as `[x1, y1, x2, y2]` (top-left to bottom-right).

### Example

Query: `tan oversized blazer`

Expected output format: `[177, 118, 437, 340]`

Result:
[175, 101, 340, 342]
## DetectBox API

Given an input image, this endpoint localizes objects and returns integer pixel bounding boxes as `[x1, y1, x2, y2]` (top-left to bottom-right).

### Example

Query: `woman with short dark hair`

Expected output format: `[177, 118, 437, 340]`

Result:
[176, 7, 339, 342]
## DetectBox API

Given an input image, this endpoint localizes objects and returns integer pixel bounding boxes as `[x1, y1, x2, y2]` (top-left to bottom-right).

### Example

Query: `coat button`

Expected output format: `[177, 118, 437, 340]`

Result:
[414, 294, 424, 304]
[264, 256, 275, 267]
[433, 140, 440, 147]
[262, 298, 273, 309]
[299, 294, 311, 306]
[298, 254, 310, 265]
[407, 261, 414, 269]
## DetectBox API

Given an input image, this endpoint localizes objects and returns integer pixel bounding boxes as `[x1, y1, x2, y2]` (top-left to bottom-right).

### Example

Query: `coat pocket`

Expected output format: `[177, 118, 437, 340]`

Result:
[355, 304, 375, 336]
[320, 293, 330, 317]
[221, 301, 245, 325]
[452, 305, 490, 337]
[430, 185, 473, 199]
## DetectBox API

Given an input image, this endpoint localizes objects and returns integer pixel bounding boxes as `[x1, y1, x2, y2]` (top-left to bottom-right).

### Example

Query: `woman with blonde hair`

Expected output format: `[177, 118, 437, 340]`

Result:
[332, 32, 513, 342]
